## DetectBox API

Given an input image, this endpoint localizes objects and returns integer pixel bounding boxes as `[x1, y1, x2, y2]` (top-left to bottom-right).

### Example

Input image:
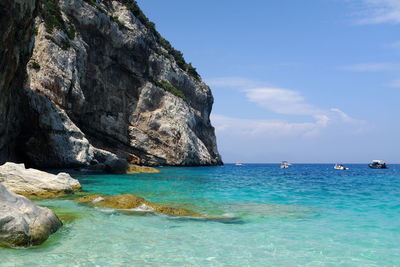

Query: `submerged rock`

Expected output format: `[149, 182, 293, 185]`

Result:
[126, 164, 160, 174]
[76, 194, 202, 217]
[0, 184, 62, 248]
[0, 162, 81, 197]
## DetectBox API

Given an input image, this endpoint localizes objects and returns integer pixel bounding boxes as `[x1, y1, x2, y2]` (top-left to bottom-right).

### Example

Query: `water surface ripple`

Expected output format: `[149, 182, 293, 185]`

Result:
[1, 164, 400, 266]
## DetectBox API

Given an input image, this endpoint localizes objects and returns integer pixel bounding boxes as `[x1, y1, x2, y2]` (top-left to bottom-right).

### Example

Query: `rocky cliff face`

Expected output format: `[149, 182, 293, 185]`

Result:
[0, 0, 37, 163]
[1, 0, 222, 169]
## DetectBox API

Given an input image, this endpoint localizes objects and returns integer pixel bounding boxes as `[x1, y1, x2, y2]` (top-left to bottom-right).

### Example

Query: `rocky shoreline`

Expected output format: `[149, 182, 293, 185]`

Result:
[0, 162, 208, 248]
[0, 162, 81, 247]
[0, 0, 223, 248]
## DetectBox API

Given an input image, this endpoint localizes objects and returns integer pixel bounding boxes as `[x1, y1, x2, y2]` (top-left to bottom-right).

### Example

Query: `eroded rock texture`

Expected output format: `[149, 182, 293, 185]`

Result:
[1, 0, 222, 169]
[0, 0, 37, 162]
[24, 0, 222, 167]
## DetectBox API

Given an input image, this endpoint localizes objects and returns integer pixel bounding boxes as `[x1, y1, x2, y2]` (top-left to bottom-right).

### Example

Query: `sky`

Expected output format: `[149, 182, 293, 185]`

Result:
[136, 0, 400, 163]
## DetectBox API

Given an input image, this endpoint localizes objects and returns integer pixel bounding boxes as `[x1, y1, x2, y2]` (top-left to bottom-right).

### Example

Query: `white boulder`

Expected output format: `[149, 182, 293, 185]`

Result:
[0, 162, 81, 197]
[0, 184, 62, 247]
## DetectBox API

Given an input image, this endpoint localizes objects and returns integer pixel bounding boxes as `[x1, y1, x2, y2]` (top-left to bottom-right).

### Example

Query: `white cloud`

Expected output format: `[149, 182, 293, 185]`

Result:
[212, 110, 366, 139]
[244, 88, 322, 116]
[209, 77, 366, 138]
[243, 88, 363, 128]
[341, 63, 400, 72]
[355, 0, 400, 24]
[331, 108, 356, 123]
[387, 80, 400, 88]
[211, 114, 324, 138]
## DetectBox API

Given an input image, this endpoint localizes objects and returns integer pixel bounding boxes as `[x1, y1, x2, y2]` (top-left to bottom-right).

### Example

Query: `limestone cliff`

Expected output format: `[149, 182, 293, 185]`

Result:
[1, 0, 222, 169]
[0, 0, 37, 163]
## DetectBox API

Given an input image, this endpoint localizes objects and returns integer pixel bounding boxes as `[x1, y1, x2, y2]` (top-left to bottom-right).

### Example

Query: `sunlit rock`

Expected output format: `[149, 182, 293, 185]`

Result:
[0, 184, 62, 248]
[76, 194, 203, 217]
[0, 162, 81, 197]
[126, 164, 160, 174]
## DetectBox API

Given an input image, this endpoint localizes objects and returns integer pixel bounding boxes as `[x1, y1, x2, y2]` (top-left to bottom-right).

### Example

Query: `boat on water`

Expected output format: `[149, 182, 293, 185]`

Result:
[334, 164, 349, 170]
[235, 163, 243, 166]
[280, 161, 291, 169]
[368, 160, 388, 169]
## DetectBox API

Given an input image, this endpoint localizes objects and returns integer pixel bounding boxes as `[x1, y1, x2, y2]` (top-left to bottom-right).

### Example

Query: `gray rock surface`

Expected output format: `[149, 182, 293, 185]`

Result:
[0, 0, 37, 162]
[22, 88, 95, 168]
[0, 0, 222, 168]
[24, 0, 222, 167]
[0, 184, 62, 247]
[0, 162, 81, 197]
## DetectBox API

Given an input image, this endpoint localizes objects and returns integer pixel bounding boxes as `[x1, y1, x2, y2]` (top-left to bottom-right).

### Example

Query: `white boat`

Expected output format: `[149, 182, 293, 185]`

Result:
[235, 163, 243, 166]
[334, 164, 348, 170]
[369, 160, 388, 169]
[280, 161, 291, 168]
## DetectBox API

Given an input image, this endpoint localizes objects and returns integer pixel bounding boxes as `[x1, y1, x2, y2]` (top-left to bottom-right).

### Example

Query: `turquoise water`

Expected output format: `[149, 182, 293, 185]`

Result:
[1, 164, 400, 266]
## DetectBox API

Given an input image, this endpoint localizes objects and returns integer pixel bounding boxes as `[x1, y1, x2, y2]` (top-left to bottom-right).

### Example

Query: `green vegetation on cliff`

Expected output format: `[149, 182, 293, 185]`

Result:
[30, 61, 41, 70]
[155, 80, 187, 101]
[45, 35, 70, 50]
[41, 0, 64, 33]
[120, 0, 201, 82]
[40, 0, 75, 50]
[40, 0, 201, 81]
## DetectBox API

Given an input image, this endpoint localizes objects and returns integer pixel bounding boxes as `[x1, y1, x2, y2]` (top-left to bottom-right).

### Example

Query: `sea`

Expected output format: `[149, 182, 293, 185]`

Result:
[1, 164, 399, 266]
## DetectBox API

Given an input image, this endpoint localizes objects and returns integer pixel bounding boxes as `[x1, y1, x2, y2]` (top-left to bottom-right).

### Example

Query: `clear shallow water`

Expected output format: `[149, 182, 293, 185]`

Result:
[1, 164, 400, 266]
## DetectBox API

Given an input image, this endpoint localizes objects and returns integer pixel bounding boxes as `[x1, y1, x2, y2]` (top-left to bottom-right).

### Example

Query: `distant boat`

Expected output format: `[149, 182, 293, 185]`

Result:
[235, 163, 243, 166]
[368, 160, 388, 169]
[334, 164, 349, 170]
[280, 161, 291, 169]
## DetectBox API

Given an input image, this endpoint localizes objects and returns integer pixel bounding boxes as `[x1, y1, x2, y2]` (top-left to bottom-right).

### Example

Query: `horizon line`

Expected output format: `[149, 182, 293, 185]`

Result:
[224, 162, 400, 164]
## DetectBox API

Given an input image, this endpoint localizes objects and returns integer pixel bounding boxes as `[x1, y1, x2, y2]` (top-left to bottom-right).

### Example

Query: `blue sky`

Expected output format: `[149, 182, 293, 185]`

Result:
[137, 0, 400, 163]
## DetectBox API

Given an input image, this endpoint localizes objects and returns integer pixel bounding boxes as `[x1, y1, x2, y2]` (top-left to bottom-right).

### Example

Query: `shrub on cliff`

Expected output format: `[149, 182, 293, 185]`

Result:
[30, 61, 41, 70]
[41, 0, 64, 33]
[155, 80, 187, 101]
[121, 0, 201, 82]
[41, 0, 76, 41]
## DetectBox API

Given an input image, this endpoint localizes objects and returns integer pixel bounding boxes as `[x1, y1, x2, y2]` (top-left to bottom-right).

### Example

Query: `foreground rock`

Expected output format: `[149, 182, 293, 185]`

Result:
[126, 165, 160, 174]
[0, 162, 81, 197]
[76, 194, 203, 217]
[0, 184, 62, 248]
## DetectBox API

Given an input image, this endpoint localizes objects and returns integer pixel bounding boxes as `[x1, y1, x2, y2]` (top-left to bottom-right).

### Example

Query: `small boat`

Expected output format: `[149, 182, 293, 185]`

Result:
[368, 160, 388, 169]
[334, 164, 348, 170]
[235, 163, 243, 166]
[280, 161, 291, 169]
